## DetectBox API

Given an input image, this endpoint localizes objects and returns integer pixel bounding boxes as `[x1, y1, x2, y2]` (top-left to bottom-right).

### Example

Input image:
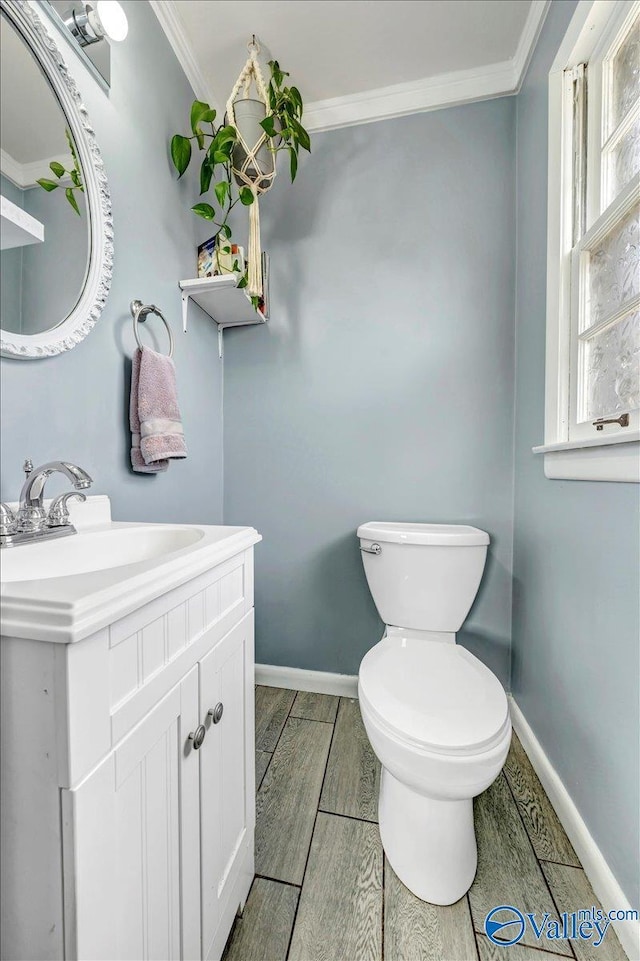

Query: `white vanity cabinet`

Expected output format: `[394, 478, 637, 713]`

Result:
[1, 533, 258, 961]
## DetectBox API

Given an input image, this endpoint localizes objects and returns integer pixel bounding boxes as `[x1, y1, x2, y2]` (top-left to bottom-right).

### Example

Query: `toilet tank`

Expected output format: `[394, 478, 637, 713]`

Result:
[357, 522, 489, 633]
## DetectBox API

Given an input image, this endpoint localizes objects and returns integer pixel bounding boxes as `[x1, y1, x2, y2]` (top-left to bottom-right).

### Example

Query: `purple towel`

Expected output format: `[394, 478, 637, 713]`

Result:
[130, 347, 186, 472]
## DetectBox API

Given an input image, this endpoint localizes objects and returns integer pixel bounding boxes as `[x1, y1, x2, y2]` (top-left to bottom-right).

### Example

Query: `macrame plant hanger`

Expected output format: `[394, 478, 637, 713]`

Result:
[226, 37, 276, 298]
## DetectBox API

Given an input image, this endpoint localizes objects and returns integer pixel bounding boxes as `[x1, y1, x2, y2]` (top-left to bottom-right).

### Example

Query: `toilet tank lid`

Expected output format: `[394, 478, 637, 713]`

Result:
[357, 522, 490, 546]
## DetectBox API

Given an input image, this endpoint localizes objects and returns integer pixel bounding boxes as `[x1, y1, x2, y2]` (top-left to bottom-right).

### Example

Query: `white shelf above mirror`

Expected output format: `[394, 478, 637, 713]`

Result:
[0, 195, 44, 250]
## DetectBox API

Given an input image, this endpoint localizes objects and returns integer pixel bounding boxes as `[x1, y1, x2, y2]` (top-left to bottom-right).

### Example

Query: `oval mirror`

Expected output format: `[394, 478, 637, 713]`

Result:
[0, 1, 112, 359]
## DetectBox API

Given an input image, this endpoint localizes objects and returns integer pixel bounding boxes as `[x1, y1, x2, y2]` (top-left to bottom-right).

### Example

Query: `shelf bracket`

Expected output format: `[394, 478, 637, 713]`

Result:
[181, 290, 189, 333]
[218, 325, 224, 360]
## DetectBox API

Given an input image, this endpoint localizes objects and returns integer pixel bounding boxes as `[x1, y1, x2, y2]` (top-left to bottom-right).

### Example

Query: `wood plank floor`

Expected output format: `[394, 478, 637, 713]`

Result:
[320, 696, 380, 822]
[290, 690, 339, 724]
[224, 686, 629, 961]
[255, 716, 333, 885]
[289, 813, 383, 961]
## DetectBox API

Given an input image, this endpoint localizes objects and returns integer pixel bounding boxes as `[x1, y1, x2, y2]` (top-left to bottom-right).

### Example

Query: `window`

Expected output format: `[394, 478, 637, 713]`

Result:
[540, 0, 639, 482]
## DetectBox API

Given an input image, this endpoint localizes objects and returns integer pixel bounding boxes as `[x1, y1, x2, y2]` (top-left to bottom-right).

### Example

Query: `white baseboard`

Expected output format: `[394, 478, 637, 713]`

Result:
[509, 697, 640, 961]
[255, 664, 358, 698]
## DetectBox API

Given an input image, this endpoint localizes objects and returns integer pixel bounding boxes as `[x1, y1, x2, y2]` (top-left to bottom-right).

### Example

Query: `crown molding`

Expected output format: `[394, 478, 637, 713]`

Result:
[304, 0, 551, 132]
[0, 148, 23, 187]
[1, 147, 73, 188]
[303, 59, 518, 132]
[513, 0, 551, 90]
[149, 0, 221, 114]
[150, 0, 551, 134]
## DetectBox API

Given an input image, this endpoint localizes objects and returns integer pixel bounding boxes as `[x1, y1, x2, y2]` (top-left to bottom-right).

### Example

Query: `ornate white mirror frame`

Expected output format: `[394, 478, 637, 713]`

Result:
[0, 0, 113, 359]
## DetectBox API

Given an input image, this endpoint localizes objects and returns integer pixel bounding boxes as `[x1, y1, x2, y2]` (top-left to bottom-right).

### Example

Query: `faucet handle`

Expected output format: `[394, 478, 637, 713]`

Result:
[23, 459, 33, 478]
[48, 491, 86, 528]
[0, 503, 17, 537]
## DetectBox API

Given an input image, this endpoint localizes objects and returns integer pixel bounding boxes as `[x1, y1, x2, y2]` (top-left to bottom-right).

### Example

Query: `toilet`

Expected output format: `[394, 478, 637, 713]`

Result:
[357, 521, 511, 906]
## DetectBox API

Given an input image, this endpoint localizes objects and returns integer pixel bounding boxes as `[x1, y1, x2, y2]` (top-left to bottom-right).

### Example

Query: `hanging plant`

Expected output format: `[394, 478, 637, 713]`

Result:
[261, 60, 310, 182]
[36, 128, 84, 215]
[170, 42, 310, 302]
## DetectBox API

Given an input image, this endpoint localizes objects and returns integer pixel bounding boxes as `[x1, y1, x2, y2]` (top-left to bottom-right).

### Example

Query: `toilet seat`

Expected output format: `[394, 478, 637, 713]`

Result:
[359, 635, 509, 757]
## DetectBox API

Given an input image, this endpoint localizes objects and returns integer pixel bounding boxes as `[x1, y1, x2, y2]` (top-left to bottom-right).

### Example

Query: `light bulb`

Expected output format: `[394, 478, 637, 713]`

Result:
[91, 1, 128, 42]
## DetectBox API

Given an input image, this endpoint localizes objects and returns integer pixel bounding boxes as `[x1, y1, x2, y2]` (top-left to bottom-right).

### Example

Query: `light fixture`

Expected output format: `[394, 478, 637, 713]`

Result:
[64, 1, 128, 47]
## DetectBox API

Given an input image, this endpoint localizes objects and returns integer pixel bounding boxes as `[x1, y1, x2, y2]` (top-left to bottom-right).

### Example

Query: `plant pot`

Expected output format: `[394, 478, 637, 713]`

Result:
[229, 98, 280, 190]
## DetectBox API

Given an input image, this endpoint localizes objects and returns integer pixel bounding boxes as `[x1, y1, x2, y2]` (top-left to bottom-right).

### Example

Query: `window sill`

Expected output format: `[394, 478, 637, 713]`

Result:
[532, 432, 639, 482]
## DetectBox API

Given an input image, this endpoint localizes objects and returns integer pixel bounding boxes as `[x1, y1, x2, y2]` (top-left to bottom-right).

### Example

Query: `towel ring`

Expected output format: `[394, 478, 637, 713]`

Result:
[130, 299, 174, 358]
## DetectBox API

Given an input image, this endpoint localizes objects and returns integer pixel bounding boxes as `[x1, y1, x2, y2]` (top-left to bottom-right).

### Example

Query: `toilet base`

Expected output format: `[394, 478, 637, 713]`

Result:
[378, 767, 477, 905]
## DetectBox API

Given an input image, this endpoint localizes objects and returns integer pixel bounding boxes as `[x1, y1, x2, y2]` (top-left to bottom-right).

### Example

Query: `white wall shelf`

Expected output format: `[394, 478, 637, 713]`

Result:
[0, 194, 44, 250]
[179, 274, 266, 358]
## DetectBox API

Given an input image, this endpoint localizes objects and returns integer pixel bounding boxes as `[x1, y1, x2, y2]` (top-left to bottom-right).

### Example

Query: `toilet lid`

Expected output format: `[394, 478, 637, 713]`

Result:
[359, 636, 509, 755]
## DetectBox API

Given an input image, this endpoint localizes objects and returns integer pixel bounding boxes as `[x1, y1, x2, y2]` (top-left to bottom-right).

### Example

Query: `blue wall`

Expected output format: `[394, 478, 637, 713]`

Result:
[224, 99, 516, 683]
[1, 0, 636, 912]
[0, 0, 224, 523]
[512, 0, 639, 907]
[21, 182, 89, 335]
[0, 173, 88, 335]
[0, 174, 24, 330]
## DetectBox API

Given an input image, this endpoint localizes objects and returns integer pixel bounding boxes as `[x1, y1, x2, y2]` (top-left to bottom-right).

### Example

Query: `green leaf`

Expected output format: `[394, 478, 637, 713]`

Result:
[65, 188, 81, 215]
[269, 60, 285, 88]
[49, 161, 65, 178]
[237, 275, 248, 288]
[291, 118, 311, 152]
[260, 114, 277, 137]
[201, 108, 217, 123]
[70, 168, 81, 186]
[171, 134, 192, 177]
[290, 86, 303, 114]
[215, 139, 234, 161]
[217, 125, 237, 145]
[209, 132, 234, 164]
[214, 180, 229, 208]
[200, 158, 213, 195]
[222, 245, 231, 253]
[220, 223, 232, 239]
[191, 202, 215, 220]
[190, 100, 211, 134]
[289, 146, 298, 182]
[37, 178, 58, 191]
[65, 128, 78, 164]
[239, 186, 254, 205]
[196, 131, 205, 150]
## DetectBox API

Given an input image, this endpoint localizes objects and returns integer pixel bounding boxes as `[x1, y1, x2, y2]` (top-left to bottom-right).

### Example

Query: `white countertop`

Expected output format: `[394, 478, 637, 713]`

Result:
[0, 497, 260, 644]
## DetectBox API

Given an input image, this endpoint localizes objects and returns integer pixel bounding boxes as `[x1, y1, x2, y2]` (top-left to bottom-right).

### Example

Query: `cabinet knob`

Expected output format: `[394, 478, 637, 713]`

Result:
[188, 724, 206, 750]
[208, 702, 224, 724]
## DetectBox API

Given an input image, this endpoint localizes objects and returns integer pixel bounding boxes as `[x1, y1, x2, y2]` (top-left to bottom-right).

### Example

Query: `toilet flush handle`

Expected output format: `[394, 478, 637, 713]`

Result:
[360, 542, 382, 555]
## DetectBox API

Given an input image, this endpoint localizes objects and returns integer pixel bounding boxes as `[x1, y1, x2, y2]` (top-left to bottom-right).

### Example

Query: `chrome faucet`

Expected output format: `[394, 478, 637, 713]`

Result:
[1, 459, 93, 548]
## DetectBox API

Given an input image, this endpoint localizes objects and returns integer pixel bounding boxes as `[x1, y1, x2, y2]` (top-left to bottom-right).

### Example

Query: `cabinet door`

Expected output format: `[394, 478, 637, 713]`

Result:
[62, 669, 202, 961]
[199, 611, 255, 961]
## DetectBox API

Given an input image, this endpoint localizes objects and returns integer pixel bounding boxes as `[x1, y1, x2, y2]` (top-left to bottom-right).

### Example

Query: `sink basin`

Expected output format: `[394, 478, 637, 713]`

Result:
[0, 494, 260, 645]
[0, 526, 204, 582]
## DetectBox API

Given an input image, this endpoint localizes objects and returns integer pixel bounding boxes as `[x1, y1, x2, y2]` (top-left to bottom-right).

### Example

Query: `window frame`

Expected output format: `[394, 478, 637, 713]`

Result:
[537, 0, 640, 482]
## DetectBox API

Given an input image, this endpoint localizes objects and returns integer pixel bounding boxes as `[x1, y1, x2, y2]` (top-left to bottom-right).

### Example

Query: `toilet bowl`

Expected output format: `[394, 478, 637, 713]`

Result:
[357, 521, 511, 905]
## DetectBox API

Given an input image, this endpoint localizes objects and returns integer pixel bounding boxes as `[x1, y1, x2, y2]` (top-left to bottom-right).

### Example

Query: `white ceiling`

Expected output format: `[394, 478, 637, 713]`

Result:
[152, 0, 548, 129]
[0, 14, 68, 166]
